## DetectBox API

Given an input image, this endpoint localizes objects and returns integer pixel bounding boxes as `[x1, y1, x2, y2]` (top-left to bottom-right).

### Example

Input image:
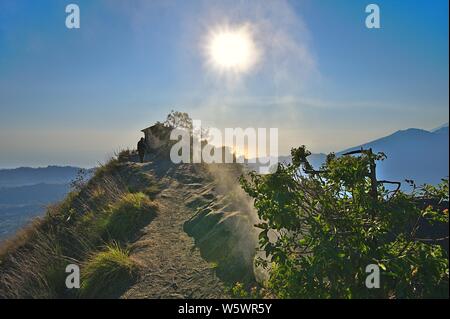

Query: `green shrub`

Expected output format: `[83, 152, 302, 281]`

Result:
[103, 192, 157, 241]
[230, 282, 249, 298]
[80, 243, 138, 298]
[240, 146, 449, 299]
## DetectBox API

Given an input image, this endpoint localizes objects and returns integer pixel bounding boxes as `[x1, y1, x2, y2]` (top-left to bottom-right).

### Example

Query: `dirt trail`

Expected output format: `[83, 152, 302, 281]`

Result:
[121, 164, 227, 299]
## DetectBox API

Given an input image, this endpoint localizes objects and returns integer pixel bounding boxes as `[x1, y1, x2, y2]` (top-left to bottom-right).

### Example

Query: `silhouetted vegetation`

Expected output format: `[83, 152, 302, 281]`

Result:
[164, 110, 194, 131]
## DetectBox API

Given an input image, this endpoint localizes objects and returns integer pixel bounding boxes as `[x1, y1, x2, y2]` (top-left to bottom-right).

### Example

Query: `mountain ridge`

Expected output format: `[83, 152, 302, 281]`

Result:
[272, 124, 449, 187]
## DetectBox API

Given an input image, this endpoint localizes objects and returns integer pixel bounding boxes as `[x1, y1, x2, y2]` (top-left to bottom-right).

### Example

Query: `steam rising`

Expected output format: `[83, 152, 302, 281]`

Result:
[205, 163, 270, 283]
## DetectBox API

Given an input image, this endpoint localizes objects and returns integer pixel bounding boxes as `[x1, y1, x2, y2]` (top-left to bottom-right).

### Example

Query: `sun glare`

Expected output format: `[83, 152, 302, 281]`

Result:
[206, 25, 259, 75]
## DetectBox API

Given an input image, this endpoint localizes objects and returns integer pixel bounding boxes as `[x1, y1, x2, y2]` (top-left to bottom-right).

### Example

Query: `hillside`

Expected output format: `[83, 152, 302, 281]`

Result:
[0, 119, 447, 299]
[0, 150, 257, 298]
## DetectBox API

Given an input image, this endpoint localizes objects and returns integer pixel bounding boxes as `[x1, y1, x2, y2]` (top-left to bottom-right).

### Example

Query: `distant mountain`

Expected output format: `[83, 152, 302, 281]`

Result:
[431, 122, 449, 133]
[341, 125, 448, 186]
[0, 165, 92, 188]
[272, 124, 449, 187]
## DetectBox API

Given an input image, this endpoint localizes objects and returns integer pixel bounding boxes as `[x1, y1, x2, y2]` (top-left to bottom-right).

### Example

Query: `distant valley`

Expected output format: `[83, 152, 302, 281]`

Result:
[0, 166, 93, 241]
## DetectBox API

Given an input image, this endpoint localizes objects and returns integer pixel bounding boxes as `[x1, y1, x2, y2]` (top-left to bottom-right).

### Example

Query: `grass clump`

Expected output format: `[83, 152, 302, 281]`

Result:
[103, 192, 157, 242]
[80, 243, 138, 298]
[142, 184, 161, 199]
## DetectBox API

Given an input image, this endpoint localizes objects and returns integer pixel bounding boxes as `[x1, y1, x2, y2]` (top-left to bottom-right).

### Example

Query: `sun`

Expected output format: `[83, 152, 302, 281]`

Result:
[210, 31, 251, 69]
[205, 24, 259, 75]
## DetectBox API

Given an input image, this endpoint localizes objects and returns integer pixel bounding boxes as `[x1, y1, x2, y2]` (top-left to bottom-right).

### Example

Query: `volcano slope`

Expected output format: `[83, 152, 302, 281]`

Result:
[0, 150, 258, 299]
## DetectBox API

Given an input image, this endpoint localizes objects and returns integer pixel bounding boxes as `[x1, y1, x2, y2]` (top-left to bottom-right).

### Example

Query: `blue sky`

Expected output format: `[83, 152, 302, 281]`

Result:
[0, 0, 448, 167]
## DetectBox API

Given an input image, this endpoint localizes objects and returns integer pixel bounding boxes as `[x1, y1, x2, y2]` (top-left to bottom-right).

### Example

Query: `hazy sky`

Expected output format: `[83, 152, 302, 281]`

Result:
[0, 0, 448, 168]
